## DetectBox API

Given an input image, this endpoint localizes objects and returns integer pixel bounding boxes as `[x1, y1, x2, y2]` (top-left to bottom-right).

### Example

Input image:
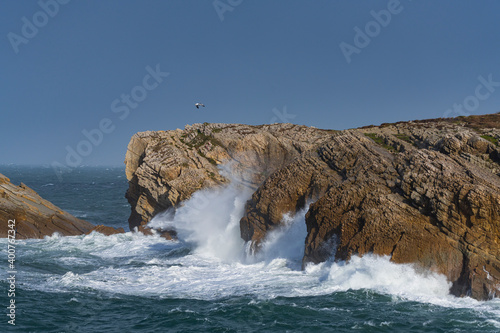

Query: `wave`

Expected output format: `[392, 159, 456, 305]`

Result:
[2, 182, 500, 320]
[6, 232, 494, 309]
[149, 181, 251, 263]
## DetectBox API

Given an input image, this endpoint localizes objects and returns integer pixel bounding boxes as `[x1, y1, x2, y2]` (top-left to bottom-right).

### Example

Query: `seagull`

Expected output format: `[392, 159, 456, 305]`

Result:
[195, 103, 205, 109]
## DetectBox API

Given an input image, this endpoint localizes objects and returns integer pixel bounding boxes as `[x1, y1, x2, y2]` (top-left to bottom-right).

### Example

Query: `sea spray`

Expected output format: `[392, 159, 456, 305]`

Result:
[11, 231, 487, 307]
[4, 221, 500, 317]
[149, 183, 252, 262]
[323, 255, 452, 300]
[256, 207, 309, 269]
[149, 159, 262, 262]
[4, 166, 500, 332]
[6, 167, 500, 325]
[146, 183, 460, 303]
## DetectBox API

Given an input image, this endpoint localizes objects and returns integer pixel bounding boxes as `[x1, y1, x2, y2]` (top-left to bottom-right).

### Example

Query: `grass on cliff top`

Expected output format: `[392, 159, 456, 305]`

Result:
[481, 134, 499, 146]
[365, 133, 384, 144]
[364, 133, 397, 152]
[394, 133, 412, 143]
[359, 112, 500, 131]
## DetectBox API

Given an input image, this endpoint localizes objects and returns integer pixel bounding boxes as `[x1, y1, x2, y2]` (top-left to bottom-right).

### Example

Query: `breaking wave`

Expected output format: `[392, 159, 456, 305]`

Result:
[2, 182, 500, 321]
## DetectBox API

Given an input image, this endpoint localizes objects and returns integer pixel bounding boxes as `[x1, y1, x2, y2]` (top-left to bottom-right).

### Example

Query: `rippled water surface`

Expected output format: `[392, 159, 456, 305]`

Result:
[1, 166, 499, 332]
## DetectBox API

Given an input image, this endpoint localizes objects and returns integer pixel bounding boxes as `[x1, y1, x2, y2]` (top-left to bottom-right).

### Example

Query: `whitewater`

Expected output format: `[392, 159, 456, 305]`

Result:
[1, 166, 500, 332]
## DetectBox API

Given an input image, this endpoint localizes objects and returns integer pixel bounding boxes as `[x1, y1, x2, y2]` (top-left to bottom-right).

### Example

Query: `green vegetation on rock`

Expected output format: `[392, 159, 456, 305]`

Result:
[481, 134, 499, 146]
[364, 133, 396, 152]
[394, 133, 411, 143]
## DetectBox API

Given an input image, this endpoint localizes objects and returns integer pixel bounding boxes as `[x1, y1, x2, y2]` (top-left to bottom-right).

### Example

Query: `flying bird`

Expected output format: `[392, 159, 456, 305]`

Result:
[195, 103, 205, 109]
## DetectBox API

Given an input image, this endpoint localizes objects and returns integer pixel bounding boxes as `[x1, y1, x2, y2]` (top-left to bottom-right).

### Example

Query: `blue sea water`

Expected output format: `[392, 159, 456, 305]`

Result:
[1, 165, 500, 332]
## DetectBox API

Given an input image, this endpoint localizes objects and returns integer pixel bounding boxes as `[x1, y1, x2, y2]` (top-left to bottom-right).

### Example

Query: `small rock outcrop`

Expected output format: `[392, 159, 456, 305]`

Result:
[0, 173, 95, 238]
[86, 225, 125, 236]
[124, 114, 500, 300]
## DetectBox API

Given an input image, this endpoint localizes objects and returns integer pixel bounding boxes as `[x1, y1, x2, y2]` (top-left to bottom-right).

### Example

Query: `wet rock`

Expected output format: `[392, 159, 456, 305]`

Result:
[86, 225, 125, 236]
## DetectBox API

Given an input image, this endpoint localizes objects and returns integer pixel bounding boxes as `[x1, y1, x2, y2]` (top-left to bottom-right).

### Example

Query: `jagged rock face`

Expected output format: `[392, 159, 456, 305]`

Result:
[303, 137, 500, 300]
[240, 150, 342, 249]
[241, 115, 500, 300]
[124, 123, 335, 230]
[0, 173, 95, 238]
[125, 114, 500, 300]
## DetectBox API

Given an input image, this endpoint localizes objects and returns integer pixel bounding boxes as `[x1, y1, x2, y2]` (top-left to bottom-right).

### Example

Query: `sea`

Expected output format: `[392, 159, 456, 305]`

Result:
[1, 165, 500, 332]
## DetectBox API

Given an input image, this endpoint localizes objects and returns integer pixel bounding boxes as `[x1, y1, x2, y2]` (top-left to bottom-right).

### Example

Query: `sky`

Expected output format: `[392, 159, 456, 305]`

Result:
[2, 0, 500, 167]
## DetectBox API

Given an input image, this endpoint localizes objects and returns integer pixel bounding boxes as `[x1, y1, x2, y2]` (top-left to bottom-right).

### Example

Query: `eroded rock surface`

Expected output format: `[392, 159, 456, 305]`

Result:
[125, 114, 500, 300]
[0, 173, 95, 238]
[124, 123, 335, 230]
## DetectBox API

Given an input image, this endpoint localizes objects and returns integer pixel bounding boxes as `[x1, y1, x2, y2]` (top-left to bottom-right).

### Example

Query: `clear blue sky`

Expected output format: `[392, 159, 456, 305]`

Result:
[2, 0, 500, 167]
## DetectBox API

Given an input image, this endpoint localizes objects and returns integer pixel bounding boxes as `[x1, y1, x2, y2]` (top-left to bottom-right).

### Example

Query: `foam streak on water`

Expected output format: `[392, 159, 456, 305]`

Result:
[2, 181, 500, 331]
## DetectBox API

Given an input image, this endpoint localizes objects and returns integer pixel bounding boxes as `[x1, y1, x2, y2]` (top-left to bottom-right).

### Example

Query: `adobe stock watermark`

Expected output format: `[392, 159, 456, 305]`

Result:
[443, 74, 499, 118]
[51, 64, 170, 181]
[213, 0, 243, 22]
[6, 219, 17, 326]
[270, 106, 296, 124]
[7, 0, 71, 54]
[339, 0, 408, 64]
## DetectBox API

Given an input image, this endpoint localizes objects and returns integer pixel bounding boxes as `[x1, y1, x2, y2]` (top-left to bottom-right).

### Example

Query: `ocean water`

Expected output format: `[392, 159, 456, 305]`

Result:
[1, 165, 500, 332]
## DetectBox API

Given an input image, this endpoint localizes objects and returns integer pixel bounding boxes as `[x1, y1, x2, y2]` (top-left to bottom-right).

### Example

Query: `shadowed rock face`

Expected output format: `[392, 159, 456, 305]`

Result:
[125, 114, 500, 300]
[0, 173, 95, 238]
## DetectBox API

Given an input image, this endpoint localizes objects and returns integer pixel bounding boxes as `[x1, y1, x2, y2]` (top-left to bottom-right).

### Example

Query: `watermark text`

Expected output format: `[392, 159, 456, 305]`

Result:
[443, 74, 499, 118]
[6, 219, 16, 326]
[8, 0, 71, 54]
[51, 64, 169, 180]
[213, 0, 243, 21]
[340, 0, 405, 64]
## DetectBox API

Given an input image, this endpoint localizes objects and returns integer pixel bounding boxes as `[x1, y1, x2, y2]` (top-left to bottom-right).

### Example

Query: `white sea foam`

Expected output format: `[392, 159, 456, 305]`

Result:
[257, 208, 309, 269]
[149, 183, 251, 262]
[3, 182, 500, 320]
[320, 255, 451, 300]
[9, 229, 500, 320]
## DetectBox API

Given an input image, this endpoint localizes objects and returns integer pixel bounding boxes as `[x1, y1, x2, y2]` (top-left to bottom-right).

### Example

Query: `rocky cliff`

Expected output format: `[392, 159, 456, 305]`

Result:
[0, 173, 96, 238]
[124, 123, 335, 230]
[125, 114, 500, 300]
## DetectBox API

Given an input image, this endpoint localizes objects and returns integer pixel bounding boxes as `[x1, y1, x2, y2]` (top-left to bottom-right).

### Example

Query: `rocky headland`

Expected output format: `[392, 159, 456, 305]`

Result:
[0, 173, 95, 238]
[0, 173, 125, 238]
[125, 114, 500, 300]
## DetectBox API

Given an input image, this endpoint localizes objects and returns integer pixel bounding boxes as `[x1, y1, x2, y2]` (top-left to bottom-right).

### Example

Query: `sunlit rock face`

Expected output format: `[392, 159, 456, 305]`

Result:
[125, 114, 500, 300]
[0, 173, 95, 238]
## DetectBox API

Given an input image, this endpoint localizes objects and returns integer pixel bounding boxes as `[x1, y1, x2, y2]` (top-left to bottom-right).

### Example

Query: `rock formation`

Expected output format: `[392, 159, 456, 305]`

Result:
[0, 173, 95, 238]
[85, 225, 125, 236]
[125, 114, 500, 300]
[124, 123, 335, 230]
